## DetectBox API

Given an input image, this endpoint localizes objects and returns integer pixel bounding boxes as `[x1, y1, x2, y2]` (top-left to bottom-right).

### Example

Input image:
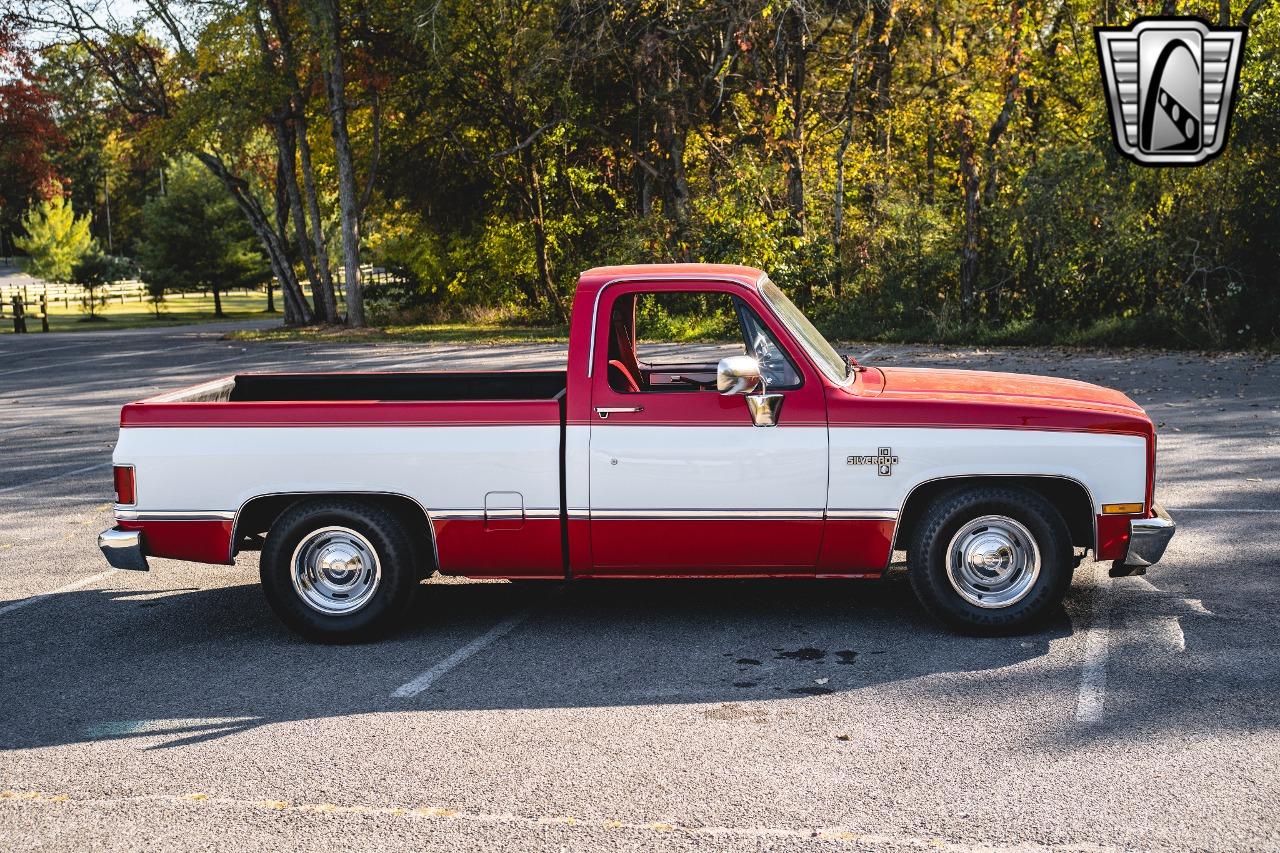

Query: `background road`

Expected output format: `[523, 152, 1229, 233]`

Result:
[1, 326, 1277, 852]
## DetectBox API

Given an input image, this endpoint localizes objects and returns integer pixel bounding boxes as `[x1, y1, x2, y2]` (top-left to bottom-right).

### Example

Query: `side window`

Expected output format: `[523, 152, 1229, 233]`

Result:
[735, 298, 802, 390]
[605, 290, 801, 393]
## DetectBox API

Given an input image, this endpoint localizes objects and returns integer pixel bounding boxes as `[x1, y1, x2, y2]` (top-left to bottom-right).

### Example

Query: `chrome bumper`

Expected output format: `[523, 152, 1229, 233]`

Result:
[1110, 504, 1175, 577]
[99, 527, 150, 571]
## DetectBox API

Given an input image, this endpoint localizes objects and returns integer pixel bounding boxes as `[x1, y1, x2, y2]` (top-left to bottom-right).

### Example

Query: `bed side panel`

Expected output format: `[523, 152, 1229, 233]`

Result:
[114, 412, 562, 575]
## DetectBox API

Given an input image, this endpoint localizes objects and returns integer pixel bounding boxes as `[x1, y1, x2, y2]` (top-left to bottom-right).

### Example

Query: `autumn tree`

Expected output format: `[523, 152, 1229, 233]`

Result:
[0, 17, 63, 251]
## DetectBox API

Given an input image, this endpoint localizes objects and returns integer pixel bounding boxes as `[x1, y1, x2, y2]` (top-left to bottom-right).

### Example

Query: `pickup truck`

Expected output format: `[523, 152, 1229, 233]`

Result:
[99, 263, 1174, 640]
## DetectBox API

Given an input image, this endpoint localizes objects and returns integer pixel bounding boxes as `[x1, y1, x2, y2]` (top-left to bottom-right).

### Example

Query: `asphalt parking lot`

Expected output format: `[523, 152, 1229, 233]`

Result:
[1, 324, 1277, 852]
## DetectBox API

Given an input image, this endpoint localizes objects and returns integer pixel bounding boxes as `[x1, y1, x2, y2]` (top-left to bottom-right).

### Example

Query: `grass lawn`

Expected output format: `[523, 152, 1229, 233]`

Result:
[2, 291, 278, 333]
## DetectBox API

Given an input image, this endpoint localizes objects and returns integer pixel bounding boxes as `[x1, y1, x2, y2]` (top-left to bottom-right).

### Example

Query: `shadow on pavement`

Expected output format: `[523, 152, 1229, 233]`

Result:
[0, 575, 1073, 751]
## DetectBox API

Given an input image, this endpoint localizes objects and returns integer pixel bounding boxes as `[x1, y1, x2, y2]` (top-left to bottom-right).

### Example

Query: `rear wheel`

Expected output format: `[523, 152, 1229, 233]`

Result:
[908, 485, 1072, 634]
[260, 499, 418, 642]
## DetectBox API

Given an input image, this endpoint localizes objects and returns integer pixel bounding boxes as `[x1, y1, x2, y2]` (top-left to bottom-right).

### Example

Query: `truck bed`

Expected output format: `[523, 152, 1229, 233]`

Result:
[138, 371, 567, 404]
[120, 371, 568, 428]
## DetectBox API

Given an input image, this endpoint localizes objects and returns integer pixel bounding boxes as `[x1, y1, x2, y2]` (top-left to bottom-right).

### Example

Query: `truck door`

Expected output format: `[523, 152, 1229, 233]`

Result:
[586, 282, 828, 575]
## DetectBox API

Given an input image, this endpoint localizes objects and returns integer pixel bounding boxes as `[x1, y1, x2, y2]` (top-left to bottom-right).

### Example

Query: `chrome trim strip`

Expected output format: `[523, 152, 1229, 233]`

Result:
[588, 274, 758, 378]
[590, 508, 824, 520]
[432, 508, 561, 521]
[826, 509, 899, 521]
[114, 509, 236, 521]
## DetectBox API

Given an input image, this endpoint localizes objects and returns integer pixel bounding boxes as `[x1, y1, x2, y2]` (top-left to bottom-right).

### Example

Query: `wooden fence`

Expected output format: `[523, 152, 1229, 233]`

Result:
[0, 257, 401, 329]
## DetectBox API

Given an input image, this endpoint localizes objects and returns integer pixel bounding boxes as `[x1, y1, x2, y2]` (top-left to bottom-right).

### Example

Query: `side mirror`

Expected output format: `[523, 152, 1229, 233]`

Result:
[717, 355, 762, 395]
[717, 355, 783, 427]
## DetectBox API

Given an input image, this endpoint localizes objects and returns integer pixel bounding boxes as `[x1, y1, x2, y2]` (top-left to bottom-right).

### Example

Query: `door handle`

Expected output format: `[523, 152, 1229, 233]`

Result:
[595, 406, 644, 419]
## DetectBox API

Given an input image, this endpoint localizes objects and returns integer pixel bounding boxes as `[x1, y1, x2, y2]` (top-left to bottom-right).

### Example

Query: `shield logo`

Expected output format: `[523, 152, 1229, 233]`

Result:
[1095, 17, 1246, 165]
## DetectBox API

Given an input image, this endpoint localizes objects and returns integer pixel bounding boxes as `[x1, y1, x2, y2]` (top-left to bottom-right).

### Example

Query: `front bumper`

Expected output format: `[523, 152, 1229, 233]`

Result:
[1110, 504, 1175, 577]
[99, 526, 150, 571]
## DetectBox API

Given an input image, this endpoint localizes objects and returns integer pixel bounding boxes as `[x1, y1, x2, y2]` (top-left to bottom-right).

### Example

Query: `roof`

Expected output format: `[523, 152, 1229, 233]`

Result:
[579, 263, 766, 286]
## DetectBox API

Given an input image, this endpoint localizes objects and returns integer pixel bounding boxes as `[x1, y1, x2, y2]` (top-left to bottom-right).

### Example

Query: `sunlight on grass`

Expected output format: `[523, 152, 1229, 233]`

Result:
[5, 291, 276, 333]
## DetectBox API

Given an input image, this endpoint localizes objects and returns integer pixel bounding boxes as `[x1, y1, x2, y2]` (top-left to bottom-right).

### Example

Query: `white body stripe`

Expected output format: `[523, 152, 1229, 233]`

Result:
[588, 425, 828, 512]
[114, 424, 1145, 525]
[828, 427, 1146, 513]
[114, 426, 561, 516]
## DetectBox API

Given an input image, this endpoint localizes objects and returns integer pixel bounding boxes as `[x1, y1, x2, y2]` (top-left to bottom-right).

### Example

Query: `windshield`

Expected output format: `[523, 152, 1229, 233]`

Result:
[758, 278, 850, 384]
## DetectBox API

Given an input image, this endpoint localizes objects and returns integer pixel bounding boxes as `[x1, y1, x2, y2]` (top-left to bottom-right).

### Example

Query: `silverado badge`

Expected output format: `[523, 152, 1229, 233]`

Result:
[848, 447, 898, 476]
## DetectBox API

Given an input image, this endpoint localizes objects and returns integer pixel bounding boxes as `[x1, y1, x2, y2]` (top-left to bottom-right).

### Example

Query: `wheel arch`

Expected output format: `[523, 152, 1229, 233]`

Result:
[233, 491, 437, 576]
[894, 475, 1095, 555]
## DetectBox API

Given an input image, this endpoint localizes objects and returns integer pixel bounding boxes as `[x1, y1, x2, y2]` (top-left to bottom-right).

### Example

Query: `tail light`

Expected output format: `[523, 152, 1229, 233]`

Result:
[113, 465, 136, 506]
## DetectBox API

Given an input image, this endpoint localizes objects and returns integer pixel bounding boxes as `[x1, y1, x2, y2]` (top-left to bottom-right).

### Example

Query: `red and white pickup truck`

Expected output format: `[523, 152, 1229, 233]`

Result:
[99, 263, 1174, 640]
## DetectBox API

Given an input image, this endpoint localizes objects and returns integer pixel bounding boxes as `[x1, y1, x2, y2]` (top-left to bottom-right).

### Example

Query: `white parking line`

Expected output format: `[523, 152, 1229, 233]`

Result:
[5, 340, 108, 357]
[0, 569, 118, 617]
[392, 607, 538, 698]
[0, 461, 110, 495]
[2, 343, 213, 376]
[1075, 571, 1112, 724]
[858, 346, 884, 361]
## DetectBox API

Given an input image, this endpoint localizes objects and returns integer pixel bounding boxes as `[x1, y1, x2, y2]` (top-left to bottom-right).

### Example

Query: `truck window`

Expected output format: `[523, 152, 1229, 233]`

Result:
[607, 291, 800, 393]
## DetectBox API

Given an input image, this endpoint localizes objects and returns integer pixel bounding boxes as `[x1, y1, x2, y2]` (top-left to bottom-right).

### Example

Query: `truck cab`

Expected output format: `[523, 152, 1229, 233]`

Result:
[100, 263, 1174, 641]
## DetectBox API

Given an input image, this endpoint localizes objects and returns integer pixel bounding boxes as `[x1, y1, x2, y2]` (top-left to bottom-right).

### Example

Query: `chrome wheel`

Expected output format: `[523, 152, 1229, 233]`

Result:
[945, 515, 1041, 609]
[290, 526, 382, 615]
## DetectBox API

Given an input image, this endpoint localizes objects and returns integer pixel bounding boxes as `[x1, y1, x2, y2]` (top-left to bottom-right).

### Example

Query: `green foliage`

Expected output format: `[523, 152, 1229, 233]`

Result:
[12, 196, 94, 282]
[18, 0, 1280, 346]
[71, 250, 132, 318]
[136, 159, 270, 316]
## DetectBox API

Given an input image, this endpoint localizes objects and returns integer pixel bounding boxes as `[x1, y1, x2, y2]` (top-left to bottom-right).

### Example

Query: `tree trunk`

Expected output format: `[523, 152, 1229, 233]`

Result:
[781, 4, 807, 243]
[194, 151, 312, 325]
[273, 119, 328, 321]
[657, 106, 691, 257]
[955, 115, 980, 323]
[860, 0, 895, 207]
[311, 0, 364, 326]
[213, 287, 223, 317]
[262, 0, 338, 322]
[296, 112, 338, 322]
[521, 145, 568, 322]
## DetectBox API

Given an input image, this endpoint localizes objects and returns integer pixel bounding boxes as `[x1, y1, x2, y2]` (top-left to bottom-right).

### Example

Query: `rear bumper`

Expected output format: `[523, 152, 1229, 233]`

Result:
[1110, 504, 1175, 577]
[99, 527, 150, 571]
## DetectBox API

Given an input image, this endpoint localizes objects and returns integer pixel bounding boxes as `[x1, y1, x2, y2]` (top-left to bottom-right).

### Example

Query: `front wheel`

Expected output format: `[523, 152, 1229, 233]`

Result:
[260, 499, 418, 642]
[908, 485, 1072, 635]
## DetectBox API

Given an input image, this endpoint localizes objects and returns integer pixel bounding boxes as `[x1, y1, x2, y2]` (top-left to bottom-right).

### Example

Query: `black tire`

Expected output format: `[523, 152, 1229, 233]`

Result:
[907, 485, 1072, 635]
[260, 498, 418, 642]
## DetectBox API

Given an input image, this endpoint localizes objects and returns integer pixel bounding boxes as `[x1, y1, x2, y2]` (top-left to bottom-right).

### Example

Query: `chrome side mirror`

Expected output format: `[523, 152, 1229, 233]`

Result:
[717, 355, 762, 395]
[717, 356, 783, 426]
[746, 393, 784, 427]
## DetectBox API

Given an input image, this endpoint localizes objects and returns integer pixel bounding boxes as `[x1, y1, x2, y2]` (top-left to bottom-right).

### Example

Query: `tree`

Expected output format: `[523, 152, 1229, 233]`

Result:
[71, 249, 131, 319]
[304, 0, 369, 326]
[137, 159, 270, 317]
[0, 17, 63, 251]
[12, 196, 93, 282]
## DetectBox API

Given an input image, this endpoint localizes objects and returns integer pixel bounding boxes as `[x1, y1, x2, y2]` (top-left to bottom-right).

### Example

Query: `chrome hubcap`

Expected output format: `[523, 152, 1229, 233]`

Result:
[945, 515, 1041, 609]
[290, 526, 382, 615]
